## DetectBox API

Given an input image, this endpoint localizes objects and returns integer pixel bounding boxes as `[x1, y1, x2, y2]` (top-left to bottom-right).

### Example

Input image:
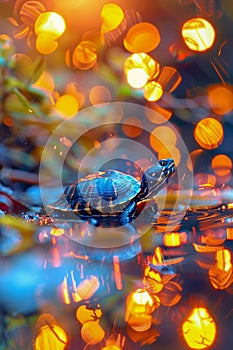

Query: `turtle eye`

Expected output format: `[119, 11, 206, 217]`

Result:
[159, 160, 167, 167]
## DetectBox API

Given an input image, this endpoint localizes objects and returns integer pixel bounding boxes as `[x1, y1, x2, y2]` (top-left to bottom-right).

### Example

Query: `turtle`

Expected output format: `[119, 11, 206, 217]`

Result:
[48, 158, 175, 225]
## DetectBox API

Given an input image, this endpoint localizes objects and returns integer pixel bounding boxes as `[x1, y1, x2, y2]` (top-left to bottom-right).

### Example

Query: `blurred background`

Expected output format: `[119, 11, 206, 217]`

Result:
[0, 1, 233, 350]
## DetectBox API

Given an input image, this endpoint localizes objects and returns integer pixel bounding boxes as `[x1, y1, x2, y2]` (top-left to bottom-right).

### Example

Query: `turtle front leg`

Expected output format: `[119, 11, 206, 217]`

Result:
[120, 200, 137, 225]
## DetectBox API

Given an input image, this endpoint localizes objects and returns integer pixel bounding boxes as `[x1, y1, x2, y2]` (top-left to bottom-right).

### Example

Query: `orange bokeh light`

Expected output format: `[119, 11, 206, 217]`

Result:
[194, 117, 223, 150]
[158, 146, 181, 166]
[182, 307, 217, 349]
[157, 66, 182, 93]
[146, 103, 172, 124]
[76, 305, 102, 324]
[208, 84, 233, 115]
[122, 116, 142, 138]
[81, 321, 105, 345]
[35, 325, 68, 350]
[211, 154, 232, 176]
[72, 40, 97, 70]
[216, 249, 232, 271]
[125, 288, 158, 332]
[150, 126, 177, 152]
[50, 228, 65, 237]
[226, 227, 233, 240]
[144, 266, 164, 293]
[124, 22, 160, 53]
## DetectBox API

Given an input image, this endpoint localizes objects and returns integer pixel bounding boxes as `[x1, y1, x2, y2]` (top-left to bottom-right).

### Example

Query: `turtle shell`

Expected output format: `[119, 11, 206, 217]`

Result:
[50, 170, 141, 216]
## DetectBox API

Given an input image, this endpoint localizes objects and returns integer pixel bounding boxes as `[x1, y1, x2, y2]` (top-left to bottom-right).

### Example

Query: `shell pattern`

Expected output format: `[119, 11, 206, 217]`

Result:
[51, 170, 141, 216]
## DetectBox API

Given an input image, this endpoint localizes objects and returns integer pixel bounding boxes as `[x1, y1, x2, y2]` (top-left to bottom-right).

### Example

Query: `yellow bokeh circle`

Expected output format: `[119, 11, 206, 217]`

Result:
[182, 17, 215, 52]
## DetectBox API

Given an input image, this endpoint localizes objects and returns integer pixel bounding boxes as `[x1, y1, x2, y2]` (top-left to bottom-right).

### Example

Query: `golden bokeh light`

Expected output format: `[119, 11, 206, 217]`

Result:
[35, 12, 66, 38]
[182, 307, 217, 349]
[209, 264, 233, 290]
[36, 33, 58, 54]
[216, 249, 232, 271]
[208, 84, 233, 115]
[55, 94, 79, 118]
[65, 82, 86, 107]
[81, 320, 105, 345]
[101, 3, 124, 33]
[76, 305, 102, 324]
[182, 17, 215, 52]
[211, 154, 232, 176]
[124, 22, 160, 53]
[194, 118, 223, 150]
[150, 126, 177, 153]
[124, 53, 159, 89]
[35, 325, 68, 350]
[127, 68, 149, 88]
[50, 228, 65, 237]
[164, 232, 181, 247]
[130, 289, 154, 308]
[89, 85, 112, 106]
[144, 81, 163, 102]
[144, 266, 164, 293]
[125, 288, 157, 332]
[126, 313, 153, 332]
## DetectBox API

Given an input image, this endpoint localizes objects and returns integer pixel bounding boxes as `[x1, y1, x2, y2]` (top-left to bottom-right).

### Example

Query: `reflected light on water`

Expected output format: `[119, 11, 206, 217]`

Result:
[182, 307, 217, 349]
[35, 324, 68, 350]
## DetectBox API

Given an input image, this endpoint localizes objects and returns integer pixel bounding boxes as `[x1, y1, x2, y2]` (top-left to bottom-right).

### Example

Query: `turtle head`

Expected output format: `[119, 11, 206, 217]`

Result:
[143, 158, 175, 197]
